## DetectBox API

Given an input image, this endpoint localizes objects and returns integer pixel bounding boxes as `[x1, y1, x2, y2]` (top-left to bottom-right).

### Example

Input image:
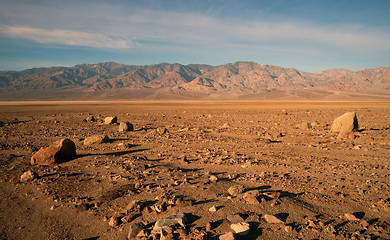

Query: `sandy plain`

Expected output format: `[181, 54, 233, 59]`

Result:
[0, 100, 389, 240]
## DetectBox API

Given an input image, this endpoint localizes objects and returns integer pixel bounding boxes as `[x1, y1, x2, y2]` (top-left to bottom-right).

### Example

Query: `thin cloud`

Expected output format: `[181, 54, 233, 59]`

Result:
[126, 9, 390, 52]
[0, 25, 132, 49]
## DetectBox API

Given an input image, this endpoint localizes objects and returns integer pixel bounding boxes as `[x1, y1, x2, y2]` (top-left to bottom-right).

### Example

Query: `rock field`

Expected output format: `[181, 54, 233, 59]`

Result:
[0, 101, 389, 240]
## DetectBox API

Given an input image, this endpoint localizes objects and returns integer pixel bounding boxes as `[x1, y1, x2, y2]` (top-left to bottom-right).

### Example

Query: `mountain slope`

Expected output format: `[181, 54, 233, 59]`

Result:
[0, 62, 389, 100]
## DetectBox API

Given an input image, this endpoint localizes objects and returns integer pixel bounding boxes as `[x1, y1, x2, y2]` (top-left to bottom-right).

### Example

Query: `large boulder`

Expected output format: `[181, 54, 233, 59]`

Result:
[331, 112, 358, 133]
[31, 138, 76, 166]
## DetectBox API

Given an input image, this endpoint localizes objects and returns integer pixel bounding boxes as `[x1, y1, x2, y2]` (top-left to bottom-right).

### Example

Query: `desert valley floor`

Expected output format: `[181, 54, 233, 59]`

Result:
[0, 100, 389, 240]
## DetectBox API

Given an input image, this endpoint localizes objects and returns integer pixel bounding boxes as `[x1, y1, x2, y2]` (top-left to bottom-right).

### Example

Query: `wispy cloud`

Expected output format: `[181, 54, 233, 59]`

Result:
[125, 9, 390, 53]
[0, 25, 132, 49]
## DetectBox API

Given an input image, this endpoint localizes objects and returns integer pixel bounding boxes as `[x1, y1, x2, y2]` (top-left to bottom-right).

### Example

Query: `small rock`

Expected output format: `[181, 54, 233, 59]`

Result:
[209, 206, 217, 212]
[227, 185, 245, 196]
[284, 225, 293, 232]
[109, 216, 122, 227]
[117, 142, 132, 150]
[126, 200, 138, 211]
[31, 138, 76, 166]
[296, 122, 312, 130]
[230, 222, 250, 236]
[179, 155, 188, 164]
[264, 192, 281, 199]
[348, 132, 356, 140]
[360, 220, 369, 228]
[344, 213, 360, 221]
[104, 116, 117, 124]
[209, 175, 218, 183]
[206, 222, 212, 232]
[331, 112, 358, 133]
[127, 222, 144, 240]
[83, 135, 109, 145]
[219, 232, 235, 240]
[119, 122, 134, 132]
[157, 127, 168, 134]
[20, 170, 38, 182]
[85, 115, 95, 122]
[243, 190, 260, 204]
[280, 109, 288, 115]
[264, 214, 285, 224]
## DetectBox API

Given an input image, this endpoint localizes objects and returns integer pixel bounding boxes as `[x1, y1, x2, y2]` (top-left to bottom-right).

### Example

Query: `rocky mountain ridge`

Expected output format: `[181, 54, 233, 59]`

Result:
[0, 62, 389, 100]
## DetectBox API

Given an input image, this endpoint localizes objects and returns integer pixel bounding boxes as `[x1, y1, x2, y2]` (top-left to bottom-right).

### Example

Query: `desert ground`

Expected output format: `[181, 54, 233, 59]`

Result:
[0, 100, 389, 240]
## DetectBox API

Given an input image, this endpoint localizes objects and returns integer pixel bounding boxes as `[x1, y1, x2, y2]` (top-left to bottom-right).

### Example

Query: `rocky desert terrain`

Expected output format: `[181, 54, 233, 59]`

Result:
[0, 100, 389, 240]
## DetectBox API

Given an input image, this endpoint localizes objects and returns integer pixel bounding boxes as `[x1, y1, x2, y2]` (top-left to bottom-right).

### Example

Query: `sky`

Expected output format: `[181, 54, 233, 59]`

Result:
[0, 0, 389, 73]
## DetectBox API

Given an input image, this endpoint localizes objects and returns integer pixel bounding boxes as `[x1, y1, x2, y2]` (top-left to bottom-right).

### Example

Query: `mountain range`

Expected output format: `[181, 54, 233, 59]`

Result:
[0, 61, 389, 100]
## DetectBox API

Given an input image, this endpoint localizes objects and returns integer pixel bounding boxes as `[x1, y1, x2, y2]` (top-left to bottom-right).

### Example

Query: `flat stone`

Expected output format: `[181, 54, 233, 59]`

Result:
[227, 214, 245, 223]
[219, 232, 235, 240]
[31, 138, 76, 166]
[230, 222, 250, 235]
[344, 213, 360, 221]
[264, 214, 285, 224]
[83, 135, 109, 145]
[153, 213, 186, 234]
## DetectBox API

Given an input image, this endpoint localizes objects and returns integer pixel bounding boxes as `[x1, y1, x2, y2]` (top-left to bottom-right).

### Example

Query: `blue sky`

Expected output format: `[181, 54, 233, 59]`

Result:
[0, 0, 389, 72]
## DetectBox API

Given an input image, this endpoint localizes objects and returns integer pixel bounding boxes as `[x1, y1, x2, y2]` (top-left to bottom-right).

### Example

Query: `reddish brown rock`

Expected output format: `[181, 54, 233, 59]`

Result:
[31, 138, 76, 166]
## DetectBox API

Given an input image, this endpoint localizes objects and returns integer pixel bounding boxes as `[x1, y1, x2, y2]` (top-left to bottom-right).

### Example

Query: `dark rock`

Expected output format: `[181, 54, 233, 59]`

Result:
[31, 138, 76, 166]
